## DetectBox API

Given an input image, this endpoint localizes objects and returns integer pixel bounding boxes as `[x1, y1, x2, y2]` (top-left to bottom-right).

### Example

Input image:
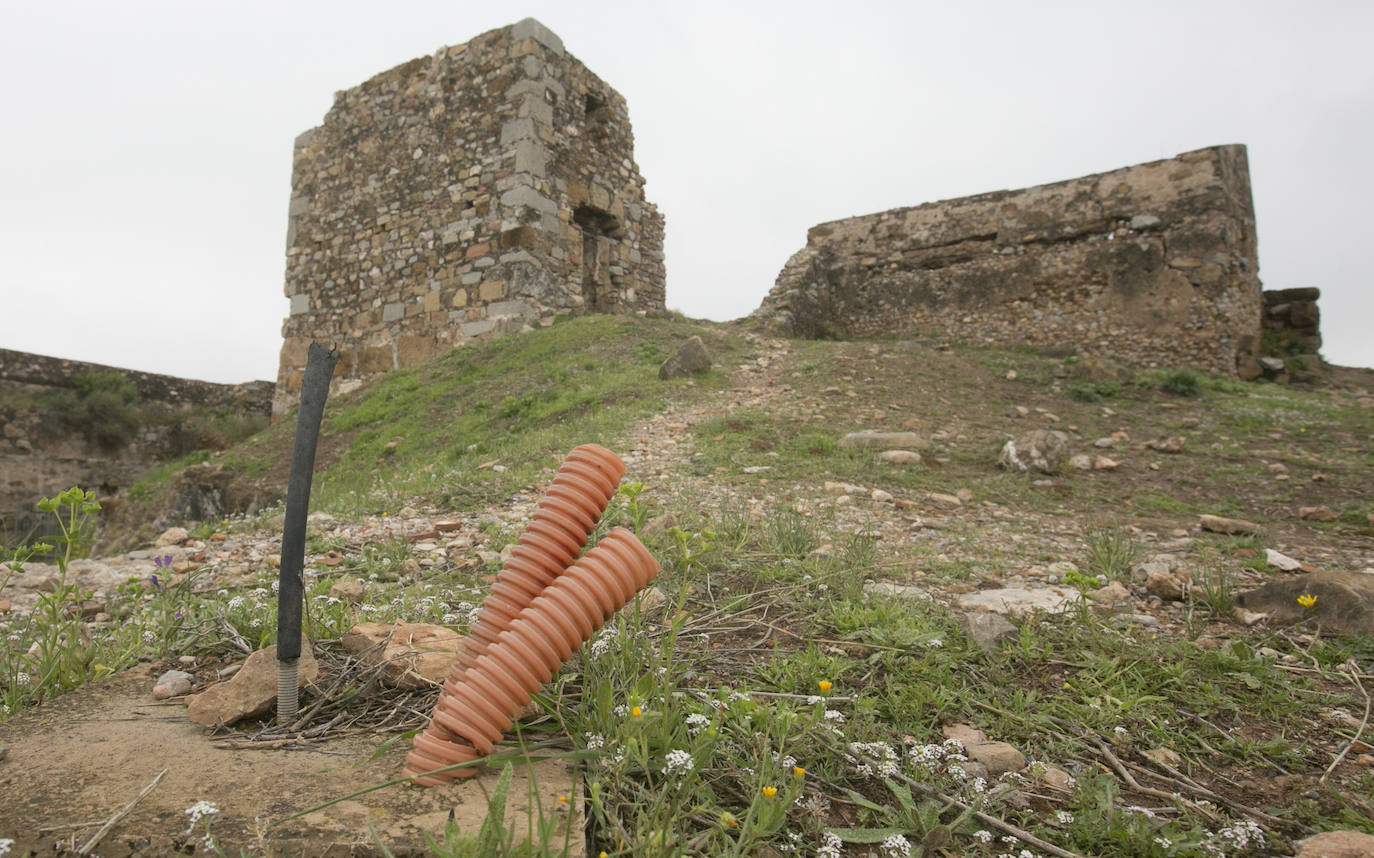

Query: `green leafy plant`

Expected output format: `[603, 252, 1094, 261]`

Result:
[1159, 368, 1203, 398]
[1082, 527, 1141, 582]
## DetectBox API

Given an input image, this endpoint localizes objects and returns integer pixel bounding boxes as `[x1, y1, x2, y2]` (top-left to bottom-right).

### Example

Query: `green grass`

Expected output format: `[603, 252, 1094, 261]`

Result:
[6, 322, 1374, 855]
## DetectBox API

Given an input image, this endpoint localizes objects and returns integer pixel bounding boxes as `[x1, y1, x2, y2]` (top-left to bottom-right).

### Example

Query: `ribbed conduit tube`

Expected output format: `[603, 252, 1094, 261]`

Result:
[403, 527, 660, 786]
[455, 444, 626, 672]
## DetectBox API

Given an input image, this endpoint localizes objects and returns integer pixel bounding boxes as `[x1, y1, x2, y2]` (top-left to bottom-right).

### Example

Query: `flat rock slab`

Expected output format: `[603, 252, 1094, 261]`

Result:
[838, 431, 929, 450]
[956, 586, 1081, 616]
[0, 663, 582, 857]
[341, 622, 464, 690]
[1199, 514, 1260, 535]
[1233, 571, 1374, 637]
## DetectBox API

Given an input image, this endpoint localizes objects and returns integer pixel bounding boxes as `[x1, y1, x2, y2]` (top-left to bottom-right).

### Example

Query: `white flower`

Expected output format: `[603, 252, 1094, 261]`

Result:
[142, 631, 157, 644]
[14, 672, 30, 686]
[1154, 836, 1173, 848]
[824, 709, 846, 725]
[685, 713, 710, 737]
[0, 838, 14, 857]
[973, 830, 994, 843]
[587, 637, 610, 658]
[1055, 811, 1074, 824]
[227, 596, 246, 610]
[925, 638, 943, 648]
[662, 749, 694, 777]
[270, 580, 280, 593]
[880, 833, 912, 857]
[817, 832, 844, 858]
[184, 800, 219, 833]
[441, 613, 459, 624]
[583, 733, 605, 750]
[909, 743, 945, 766]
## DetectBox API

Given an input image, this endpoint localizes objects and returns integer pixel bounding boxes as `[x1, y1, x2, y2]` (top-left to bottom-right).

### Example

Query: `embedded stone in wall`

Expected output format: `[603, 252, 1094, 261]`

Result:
[753, 145, 1263, 378]
[274, 18, 666, 415]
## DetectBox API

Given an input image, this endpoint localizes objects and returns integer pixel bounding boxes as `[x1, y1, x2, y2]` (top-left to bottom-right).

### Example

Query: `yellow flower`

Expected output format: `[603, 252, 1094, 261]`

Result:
[557, 795, 568, 803]
[720, 812, 739, 828]
[1297, 593, 1317, 609]
[630, 705, 642, 718]
[761, 786, 778, 798]
[793, 766, 806, 777]
[817, 680, 832, 693]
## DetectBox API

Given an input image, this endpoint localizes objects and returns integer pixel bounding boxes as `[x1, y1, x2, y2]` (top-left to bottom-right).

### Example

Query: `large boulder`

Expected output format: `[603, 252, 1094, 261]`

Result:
[1233, 571, 1374, 637]
[659, 336, 712, 380]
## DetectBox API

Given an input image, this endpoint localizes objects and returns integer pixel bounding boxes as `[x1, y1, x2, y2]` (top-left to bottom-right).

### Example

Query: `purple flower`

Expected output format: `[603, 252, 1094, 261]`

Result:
[149, 574, 160, 589]
[153, 556, 164, 569]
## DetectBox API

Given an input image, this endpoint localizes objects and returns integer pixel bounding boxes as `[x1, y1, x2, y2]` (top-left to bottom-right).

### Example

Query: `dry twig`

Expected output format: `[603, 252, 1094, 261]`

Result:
[78, 767, 166, 855]
[1321, 658, 1371, 783]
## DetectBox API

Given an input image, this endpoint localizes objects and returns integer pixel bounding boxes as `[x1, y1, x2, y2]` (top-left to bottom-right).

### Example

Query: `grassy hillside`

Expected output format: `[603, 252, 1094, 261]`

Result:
[4, 316, 1374, 856]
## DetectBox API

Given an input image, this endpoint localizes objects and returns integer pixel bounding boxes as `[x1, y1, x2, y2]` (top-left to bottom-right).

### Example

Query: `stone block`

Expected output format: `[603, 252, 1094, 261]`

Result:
[500, 226, 537, 249]
[479, 281, 507, 302]
[396, 336, 437, 367]
[279, 337, 311, 369]
[499, 185, 557, 215]
[487, 299, 536, 320]
[460, 319, 496, 338]
[289, 294, 310, 315]
[357, 346, 393, 374]
[500, 118, 536, 145]
[510, 17, 564, 55]
[382, 302, 405, 322]
[514, 138, 547, 175]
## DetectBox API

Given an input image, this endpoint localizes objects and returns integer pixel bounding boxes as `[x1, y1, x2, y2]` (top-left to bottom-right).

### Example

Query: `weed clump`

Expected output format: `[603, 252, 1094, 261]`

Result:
[1159, 368, 1203, 398]
[1065, 380, 1122, 403]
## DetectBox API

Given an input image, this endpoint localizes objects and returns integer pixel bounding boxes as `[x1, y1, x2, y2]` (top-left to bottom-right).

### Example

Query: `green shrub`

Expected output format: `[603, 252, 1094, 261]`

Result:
[1159, 368, 1202, 398]
[1066, 379, 1122, 403]
[47, 370, 140, 451]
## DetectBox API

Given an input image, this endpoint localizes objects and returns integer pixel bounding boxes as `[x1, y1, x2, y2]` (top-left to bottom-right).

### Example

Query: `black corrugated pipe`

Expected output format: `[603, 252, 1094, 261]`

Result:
[276, 342, 338, 724]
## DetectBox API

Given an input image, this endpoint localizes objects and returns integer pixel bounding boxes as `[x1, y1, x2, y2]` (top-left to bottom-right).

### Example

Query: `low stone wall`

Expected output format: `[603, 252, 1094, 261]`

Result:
[0, 349, 273, 418]
[0, 349, 272, 540]
[753, 145, 1263, 377]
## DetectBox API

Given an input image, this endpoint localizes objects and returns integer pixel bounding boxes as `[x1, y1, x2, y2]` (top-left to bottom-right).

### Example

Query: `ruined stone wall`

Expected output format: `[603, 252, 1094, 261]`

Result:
[1262, 287, 1321, 354]
[0, 349, 272, 537]
[753, 145, 1263, 377]
[277, 18, 665, 414]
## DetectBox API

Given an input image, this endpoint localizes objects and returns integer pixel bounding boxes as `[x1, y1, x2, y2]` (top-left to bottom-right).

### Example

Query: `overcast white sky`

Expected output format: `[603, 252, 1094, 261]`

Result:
[1, 0, 1371, 383]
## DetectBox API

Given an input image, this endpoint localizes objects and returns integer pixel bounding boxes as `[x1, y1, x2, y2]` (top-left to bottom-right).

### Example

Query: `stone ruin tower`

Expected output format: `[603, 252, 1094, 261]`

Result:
[274, 19, 666, 414]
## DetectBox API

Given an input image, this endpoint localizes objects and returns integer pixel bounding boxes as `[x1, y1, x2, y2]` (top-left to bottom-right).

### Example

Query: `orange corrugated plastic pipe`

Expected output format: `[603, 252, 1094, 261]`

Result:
[455, 444, 626, 671]
[403, 444, 660, 787]
[405, 528, 659, 785]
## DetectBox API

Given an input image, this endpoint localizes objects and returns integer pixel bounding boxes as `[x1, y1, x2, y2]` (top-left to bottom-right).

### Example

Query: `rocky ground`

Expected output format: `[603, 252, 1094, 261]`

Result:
[2, 326, 1373, 856]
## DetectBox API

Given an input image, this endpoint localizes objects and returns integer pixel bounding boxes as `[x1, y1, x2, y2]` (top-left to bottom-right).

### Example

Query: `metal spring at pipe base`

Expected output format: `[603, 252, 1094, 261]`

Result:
[403, 527, 659, 786]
